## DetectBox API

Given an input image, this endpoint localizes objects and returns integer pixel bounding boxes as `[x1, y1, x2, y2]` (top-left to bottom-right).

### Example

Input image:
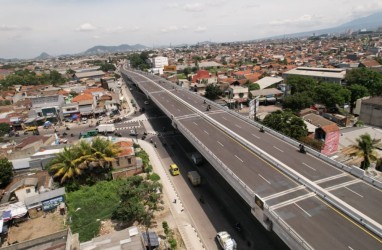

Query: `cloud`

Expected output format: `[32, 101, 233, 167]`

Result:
[75, 23, 97, 32]
[161, 26, 179, 33]
[270, 14, 322, 27]
[349, 2, 382, 18]
[0, 25, 30, 31]
[106, 26, 124, 34]
[166, 2, 179, 8]
[194, 26, 207, 32]
[92, 35, 101, 39]
[128, 26, 140, 32]
[183, 3, 204, 12]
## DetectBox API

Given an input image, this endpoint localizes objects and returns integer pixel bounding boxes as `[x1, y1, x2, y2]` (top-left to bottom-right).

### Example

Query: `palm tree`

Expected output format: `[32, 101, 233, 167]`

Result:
[49, 147, 85, 184]
[355, 133, 381, 170]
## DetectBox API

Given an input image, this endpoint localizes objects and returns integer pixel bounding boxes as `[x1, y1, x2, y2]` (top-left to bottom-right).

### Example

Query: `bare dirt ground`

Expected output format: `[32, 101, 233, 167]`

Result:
[3, 210, 66, 247]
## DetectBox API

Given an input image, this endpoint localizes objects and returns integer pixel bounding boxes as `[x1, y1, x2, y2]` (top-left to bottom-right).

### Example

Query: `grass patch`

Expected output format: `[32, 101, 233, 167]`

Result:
[66, 180, 124, 242]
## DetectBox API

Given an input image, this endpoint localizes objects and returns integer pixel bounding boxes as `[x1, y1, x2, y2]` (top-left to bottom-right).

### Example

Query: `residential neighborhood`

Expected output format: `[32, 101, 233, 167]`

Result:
[0, 28, 382, 250]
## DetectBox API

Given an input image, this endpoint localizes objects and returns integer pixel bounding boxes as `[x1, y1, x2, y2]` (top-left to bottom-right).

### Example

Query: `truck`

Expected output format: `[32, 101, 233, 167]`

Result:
[96, 124, 116, 133]
[191, 152, 203, 166]
[187, 171, 201, 186]
[216, 231, 237, 250]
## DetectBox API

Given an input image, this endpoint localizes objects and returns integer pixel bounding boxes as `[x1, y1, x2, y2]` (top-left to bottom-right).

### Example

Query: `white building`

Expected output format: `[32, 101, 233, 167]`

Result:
[151, 56, 168, 68]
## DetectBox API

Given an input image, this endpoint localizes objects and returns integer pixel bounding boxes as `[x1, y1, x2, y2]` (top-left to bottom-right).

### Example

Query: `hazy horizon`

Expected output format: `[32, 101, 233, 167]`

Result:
[1, 0, 382, 59]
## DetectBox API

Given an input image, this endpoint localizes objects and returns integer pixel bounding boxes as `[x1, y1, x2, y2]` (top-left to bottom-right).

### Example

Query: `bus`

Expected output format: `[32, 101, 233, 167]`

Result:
[80, 130, 98, 138]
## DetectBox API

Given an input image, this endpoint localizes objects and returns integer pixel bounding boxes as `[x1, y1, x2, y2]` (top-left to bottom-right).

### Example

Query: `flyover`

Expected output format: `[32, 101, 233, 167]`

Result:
[121, 68, 382, 250]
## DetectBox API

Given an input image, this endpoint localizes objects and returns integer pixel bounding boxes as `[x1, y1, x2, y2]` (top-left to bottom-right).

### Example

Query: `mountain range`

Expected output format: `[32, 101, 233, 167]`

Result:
[82, 44, 148, 55]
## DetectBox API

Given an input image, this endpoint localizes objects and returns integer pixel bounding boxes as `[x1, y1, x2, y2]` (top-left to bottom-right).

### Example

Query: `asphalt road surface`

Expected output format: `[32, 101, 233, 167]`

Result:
[121, 68, 382, 250]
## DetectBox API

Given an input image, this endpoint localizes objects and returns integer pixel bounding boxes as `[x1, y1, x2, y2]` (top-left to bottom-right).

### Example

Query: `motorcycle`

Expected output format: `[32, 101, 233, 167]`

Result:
[235, 223, 242, 232]
[66, 127, 70, 131]
[260, 126, 265, 133]
[299, 144, 306, 154]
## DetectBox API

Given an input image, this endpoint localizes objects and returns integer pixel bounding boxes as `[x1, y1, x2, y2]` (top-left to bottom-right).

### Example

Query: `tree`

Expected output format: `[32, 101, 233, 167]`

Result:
[355, 133, 381, 170]
[49, 147, 84, 184]
[313, 82, 351, 108]
[347, 84, 369, 113]
[99, 63, 116, 72]
[286, 75, 316, 95]
[0, 157, 13, 187]
[112, 175, 162, 227]
[282, 92, 314, 111]
[204, 84, 222, 100]
[345, 67, 382, 96]
[263, 110, 308, 139]
[0, 123, 10, 136]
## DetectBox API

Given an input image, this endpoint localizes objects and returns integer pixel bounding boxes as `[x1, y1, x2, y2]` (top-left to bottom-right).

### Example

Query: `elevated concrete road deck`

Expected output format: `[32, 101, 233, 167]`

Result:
[122, 68, 382, 250]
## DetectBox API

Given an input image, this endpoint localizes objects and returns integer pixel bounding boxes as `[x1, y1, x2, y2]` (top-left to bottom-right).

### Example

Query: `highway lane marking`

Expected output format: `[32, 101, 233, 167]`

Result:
[251, 133, 260, 139]
[193, 122, 198, 126]
[295, 203, 312, 217]
[325, 179, 362, 191]
[302, 162, 317, 171]
[273, 146, 284, 152]
[318, 197, 382, 244]
[222, 117, 227, 120]
[263, 185, 305, 201]
[235, 155, 243, 162]
[258, 174, 271, 184]
[269, 192, 316, 210]
[177, 109, 181, 112]
[235, 124, 242, 128]
[217, 141, 224, 147]
[348, 246, 354, 250]
[345, 187, 364, 198]
[315, 173, 348, 184]
[203, 130, 209, 135]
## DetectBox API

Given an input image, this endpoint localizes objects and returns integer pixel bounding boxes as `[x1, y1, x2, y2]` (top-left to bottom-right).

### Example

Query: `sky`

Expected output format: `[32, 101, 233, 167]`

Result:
[1, 0, 382, 59]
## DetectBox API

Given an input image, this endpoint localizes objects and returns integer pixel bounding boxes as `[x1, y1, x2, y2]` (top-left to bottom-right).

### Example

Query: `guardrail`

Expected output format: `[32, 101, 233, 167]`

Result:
[124, 69, 327, 249]
[123, 69, 382, 239]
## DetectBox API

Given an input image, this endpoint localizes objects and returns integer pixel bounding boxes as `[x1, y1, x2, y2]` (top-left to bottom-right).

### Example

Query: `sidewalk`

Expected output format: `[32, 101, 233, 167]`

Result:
[139, 140, 205, 250]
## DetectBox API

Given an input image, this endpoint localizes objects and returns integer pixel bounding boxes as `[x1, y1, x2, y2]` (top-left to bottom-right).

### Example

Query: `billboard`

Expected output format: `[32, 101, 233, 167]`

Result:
[164, 65, 177, 72]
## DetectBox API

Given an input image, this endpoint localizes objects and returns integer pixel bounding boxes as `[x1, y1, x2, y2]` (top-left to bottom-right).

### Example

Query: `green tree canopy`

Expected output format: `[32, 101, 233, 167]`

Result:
[99, 63, 116, 72]
[347, 84, 369, 113]
[313, 82, 351, 108]
[282, 92, 314, 111]
[263, 110, 308, 139]
[0, 157, 13, 187]
[204, 84, 222, 100]
[129, 52, 150, 70]
[286, 75, 316, 94]
[112, 175, 162, 228]
[0, 123, 10, 136]
[345, 67, 382, 96]
[49, 138, 121, 188]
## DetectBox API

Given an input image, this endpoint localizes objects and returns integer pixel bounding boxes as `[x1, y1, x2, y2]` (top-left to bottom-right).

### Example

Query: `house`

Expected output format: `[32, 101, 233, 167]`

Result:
[112, 140, 142, 179]
[302, 113, 340, 155]
[359, 96, 382, 128]
[255, 76, 284, 90]
[24, 187, 66, 217]
[29, 95, 65, 122]
[227, 86, 249, 107]
[71, 93, 95, 117]
[250, 88, 283, 104]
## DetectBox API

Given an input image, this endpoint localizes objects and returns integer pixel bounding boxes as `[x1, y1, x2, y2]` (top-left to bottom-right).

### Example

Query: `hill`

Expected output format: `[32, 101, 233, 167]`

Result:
[83, 44, 148, 55]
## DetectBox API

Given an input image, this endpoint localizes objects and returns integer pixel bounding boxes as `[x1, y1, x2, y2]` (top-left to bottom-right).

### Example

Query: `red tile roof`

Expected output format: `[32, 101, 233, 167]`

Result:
[71, 93, 93, 102]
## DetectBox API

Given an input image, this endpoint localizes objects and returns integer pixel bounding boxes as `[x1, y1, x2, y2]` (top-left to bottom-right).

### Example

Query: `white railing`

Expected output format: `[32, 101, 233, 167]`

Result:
[123, 68, 382, 239]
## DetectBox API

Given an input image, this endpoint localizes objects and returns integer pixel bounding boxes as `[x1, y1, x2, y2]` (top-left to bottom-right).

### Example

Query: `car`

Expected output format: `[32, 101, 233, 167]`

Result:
[129, 129, 137, 136]
[82, 120, 88, 124]
[169, 164, 180, 176]
[216, 231, 237, 250]
[81, 117, 88, 121]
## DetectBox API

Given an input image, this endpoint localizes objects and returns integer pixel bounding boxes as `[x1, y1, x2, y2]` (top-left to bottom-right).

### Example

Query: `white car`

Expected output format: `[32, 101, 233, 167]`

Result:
[216, 231, 237, 250]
